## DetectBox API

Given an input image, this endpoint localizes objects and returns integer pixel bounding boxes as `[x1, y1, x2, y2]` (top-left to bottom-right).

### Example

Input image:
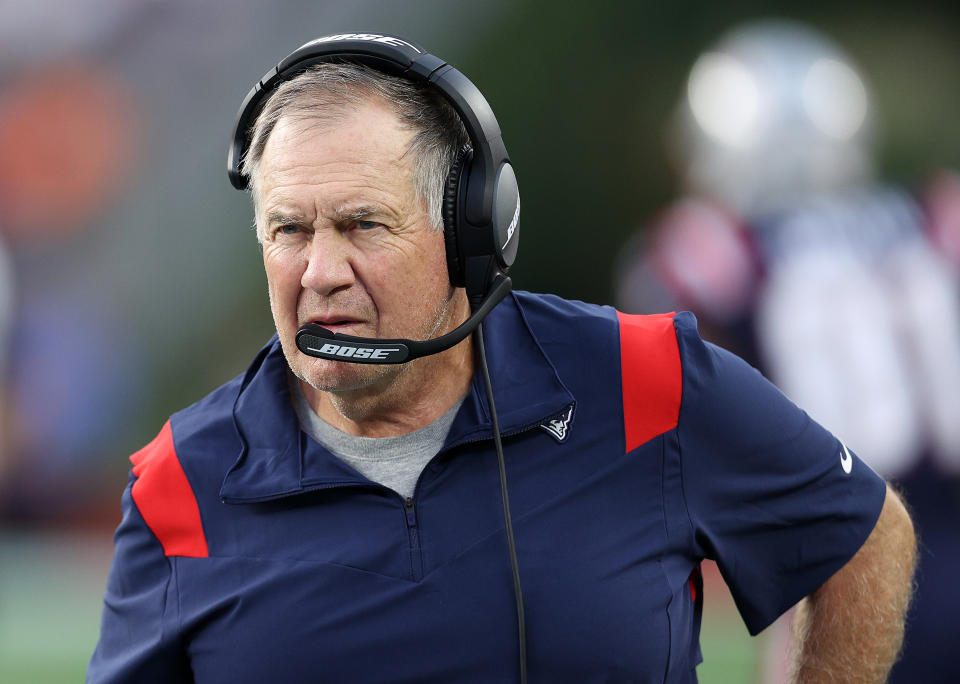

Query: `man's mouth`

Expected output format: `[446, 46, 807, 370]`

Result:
[307, 318, 364, 332]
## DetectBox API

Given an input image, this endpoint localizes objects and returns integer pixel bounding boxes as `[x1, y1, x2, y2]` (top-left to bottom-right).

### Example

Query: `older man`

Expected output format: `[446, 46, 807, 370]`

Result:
[89, 34, 915, 684]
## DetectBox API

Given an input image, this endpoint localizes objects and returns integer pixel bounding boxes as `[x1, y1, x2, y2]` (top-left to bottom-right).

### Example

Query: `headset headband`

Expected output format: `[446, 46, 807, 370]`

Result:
[227, 33, 509, 227]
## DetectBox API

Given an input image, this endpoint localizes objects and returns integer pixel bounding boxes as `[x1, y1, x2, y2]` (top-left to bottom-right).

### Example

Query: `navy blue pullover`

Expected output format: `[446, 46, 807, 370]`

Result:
[89, 292, 885, 683]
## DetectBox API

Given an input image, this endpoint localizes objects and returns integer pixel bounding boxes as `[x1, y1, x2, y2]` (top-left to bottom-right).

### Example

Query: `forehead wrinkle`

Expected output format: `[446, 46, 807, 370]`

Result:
[264, 158, 411, 202]
[258, 106, 421, 229]
[261, 108, 416, 184]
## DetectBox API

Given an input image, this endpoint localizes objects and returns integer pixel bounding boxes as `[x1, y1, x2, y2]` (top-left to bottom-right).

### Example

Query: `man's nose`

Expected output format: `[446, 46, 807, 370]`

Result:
[300, 231, 355, 296]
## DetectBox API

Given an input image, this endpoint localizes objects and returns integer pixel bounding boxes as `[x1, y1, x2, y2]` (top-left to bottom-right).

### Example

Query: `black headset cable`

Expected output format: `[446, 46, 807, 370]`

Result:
[475, 322, 528, 684]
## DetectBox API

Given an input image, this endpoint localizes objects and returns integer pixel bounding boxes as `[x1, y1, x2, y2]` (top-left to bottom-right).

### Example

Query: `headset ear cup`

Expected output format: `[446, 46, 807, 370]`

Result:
[443, 147, 471, 288]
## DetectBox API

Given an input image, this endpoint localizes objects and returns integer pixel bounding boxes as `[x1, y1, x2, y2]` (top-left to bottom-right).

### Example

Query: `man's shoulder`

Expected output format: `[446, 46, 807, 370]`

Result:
[508, 293, 692, 451]
[510, 291, 619, 350]
[512, 290, 616, 323]
[121, 373, 244, 559]
[512, 290, 688, 349]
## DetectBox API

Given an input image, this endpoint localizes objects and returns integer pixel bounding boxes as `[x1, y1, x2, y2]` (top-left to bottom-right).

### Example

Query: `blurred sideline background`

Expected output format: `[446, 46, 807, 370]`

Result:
[0, 0, 958, 681]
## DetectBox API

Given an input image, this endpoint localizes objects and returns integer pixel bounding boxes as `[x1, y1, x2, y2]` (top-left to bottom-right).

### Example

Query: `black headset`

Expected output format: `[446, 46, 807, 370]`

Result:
[228, 33, 520, 365]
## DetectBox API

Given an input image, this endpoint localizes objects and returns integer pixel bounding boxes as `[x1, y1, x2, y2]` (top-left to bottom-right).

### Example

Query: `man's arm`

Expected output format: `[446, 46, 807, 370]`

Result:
[88, 481, 194, 683]
[789, 484, 917, 684]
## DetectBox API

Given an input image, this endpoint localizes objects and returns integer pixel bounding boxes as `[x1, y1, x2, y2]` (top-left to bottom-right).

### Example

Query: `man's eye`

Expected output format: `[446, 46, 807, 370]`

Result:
[279, 224, 301, 235]
[355, 220, 380, 231]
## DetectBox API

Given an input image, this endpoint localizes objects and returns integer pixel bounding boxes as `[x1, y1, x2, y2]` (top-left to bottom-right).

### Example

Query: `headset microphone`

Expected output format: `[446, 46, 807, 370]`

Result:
[295, 274, 511, 364]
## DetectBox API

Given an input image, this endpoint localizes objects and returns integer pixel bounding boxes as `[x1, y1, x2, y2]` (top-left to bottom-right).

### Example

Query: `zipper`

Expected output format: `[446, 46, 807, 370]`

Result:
[403, 496, 423, 581]
[224, 479, 426, 582]
[400, 419, 547, 580]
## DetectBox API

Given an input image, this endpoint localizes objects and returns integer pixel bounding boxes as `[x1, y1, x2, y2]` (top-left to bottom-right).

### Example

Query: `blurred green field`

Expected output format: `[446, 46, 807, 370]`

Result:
[0, 531, 112, 684]
[0, 532, 763, 683]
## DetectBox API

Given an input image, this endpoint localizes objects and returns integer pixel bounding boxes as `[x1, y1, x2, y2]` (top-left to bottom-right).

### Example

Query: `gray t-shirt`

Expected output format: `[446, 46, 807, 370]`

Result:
[291, 377, 465, 500]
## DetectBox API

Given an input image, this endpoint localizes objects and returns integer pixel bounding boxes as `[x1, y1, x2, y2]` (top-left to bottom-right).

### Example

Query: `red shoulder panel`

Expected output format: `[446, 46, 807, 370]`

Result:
[617, 311, 682, 452]
[130, 420, 209, 558]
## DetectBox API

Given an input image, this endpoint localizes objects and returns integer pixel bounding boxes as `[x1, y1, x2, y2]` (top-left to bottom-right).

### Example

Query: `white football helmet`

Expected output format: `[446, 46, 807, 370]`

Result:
[673, 19, 876, 217]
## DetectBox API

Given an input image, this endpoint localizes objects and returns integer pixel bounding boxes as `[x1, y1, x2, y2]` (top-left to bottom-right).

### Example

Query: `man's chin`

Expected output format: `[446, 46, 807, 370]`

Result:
[290, 354, 396, 395]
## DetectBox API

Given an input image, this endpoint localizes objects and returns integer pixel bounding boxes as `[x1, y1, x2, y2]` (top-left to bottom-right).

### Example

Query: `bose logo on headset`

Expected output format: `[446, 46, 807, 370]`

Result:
[309, 344, 404, 360]
[310, 33, 421, 51]
[503, 196, 520, 250]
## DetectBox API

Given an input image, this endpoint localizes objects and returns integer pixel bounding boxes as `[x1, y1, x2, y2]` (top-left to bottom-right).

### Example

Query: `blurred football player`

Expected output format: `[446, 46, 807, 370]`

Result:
[617, 19, 960, 683]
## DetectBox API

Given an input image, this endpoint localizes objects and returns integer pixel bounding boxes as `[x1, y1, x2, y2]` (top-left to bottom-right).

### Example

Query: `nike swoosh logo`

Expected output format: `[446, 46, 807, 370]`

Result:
[840, 444, 853, 475]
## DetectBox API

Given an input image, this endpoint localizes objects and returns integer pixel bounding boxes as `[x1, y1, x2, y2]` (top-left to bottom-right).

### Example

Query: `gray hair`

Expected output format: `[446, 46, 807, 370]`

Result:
[240, 62, 470, 240]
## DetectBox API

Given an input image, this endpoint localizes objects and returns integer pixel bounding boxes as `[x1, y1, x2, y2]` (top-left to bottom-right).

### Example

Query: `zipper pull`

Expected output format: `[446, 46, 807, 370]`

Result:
[404, 497, 417, 526]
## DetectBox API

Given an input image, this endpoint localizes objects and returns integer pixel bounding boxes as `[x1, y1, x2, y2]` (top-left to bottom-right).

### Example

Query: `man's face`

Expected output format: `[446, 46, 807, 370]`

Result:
[256, 98, 456, 394]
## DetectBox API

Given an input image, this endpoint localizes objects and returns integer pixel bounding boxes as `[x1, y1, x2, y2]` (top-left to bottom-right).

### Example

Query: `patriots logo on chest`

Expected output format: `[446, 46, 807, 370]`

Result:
[540, 404, 575, 443]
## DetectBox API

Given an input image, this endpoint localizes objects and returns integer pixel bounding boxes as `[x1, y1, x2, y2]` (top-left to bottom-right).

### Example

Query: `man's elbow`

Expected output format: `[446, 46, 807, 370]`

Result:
[791, 484, 918, 683]
[823, 483, 917, 607]
[883, 484, 916, 543]
[871, 484, 917, 583]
